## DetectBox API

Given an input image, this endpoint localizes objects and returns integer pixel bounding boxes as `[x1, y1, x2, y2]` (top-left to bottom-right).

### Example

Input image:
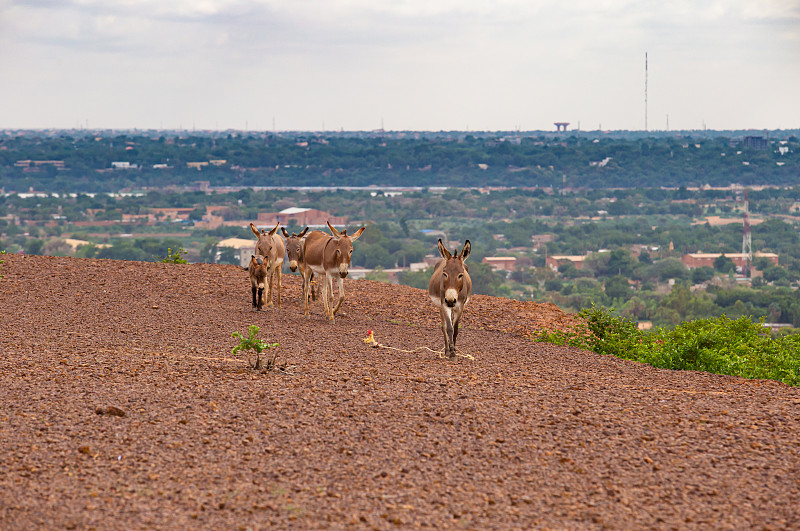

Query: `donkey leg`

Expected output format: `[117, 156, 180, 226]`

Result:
[445, 307, 456, 358]
[251, 285, 258, 308]
[275, 268, 282, 308]
[302, 271, 312, 317]
[321, 274, 330, 319]
[332, 277, 345, 316]
[310, 272, 318, 301]
[266, 270, 275, 307]
[257, 287, 264, 310]
[326, 274, 336, 321]
[451, 310, 462, 358]
[439, 306, 453, 356]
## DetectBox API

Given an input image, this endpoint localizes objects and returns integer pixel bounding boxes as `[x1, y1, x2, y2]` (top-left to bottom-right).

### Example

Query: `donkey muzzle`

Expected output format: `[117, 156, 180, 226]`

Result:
[444, 288, 458, 308]
[289, 260, 298, 272]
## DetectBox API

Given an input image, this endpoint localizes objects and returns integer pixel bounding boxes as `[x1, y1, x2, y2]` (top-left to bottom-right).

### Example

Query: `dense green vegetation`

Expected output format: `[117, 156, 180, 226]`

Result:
[535, 306, 800, 386]
[1, 129, 798, 192]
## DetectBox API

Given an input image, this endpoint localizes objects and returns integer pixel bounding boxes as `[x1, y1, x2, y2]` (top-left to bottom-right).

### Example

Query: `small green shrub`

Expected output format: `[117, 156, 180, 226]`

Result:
[161, 247, 188, 264]
[232, 325, 280, 371]
[0, 250, 5, 279]
[533, 305, 800, 386]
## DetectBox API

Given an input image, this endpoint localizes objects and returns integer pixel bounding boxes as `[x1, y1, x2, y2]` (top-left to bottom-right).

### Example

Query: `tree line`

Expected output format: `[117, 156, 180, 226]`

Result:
[1, 130, 798, 192]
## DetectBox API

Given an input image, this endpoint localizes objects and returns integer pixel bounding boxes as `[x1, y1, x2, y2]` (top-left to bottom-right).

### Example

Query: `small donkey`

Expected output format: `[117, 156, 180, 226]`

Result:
[250, 222, 286, 308]
[248, 254, 268, 310]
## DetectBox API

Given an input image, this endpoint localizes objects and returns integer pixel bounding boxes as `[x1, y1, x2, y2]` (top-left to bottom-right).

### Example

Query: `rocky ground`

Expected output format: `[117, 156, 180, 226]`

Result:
[1, 253, 799, 530]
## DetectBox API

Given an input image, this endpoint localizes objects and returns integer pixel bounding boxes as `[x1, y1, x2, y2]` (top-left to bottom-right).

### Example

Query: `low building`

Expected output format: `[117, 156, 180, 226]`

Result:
[216, 238, 256, 267]
[422, 254, 441, 268]
[547, 255, 589, 271]
[257, 207, 347, 229]
[15, 160, 66, 171]
[150, 207, 195, 221]
[743, 136, 768, 150]
[681, 252, 779, 269]
[483, 256, 517, 272]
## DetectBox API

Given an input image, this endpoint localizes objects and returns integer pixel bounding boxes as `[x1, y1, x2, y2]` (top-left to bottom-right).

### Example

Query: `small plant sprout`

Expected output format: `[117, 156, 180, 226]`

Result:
[161, 247, 188, 264]
[231, 325, 281, 371]
[0, 250, 5, 279]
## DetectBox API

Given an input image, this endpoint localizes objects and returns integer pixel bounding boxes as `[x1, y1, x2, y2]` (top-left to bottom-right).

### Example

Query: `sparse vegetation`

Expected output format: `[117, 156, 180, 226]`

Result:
[534, 305, 800, 386]
[231, 325, 282, 371]
[0, 250, 5, 279]
[161, 247, 188, 264]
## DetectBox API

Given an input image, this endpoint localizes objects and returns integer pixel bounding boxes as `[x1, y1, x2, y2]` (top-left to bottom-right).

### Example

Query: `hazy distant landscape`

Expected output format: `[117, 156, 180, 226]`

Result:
[3, 128, 800, 330]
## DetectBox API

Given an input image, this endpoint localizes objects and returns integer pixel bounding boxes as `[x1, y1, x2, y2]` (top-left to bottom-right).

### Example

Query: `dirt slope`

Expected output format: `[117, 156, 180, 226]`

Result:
[1, 254, 799, 530]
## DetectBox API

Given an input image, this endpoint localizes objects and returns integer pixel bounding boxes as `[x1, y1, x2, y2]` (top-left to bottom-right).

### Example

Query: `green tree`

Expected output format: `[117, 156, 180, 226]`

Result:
[396, 268, 433, 290]
[690, 266, 715, 284]
[604, 275, 632, 301]
[763, 266, 788, 283]
[714, 254, 735, 273]
[469, 262, 510, 297]
[24, 239, 45, 255]
[365, 266, 390, 283]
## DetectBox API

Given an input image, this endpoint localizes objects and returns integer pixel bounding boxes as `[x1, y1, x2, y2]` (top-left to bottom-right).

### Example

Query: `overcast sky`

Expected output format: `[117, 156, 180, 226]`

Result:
[1, 0, 798, 132]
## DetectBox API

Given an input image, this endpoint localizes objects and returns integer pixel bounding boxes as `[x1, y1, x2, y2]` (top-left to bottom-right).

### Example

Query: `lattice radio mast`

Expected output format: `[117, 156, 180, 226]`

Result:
[644, 52, 648, 132]
[742, 190, 752, 276]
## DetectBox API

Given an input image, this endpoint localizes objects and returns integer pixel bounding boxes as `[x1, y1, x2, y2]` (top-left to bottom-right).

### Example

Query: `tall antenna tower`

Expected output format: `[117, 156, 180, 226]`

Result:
[644, 52, 648, 131]
[742, 190, 752, 277]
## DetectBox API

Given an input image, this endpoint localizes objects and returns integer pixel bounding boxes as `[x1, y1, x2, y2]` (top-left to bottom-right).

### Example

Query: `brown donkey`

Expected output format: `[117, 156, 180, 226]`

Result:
[428, 239, 472, 359]
[249, 222, 286, 308]
[280, 226, 309, 273]
[302, 221, 365, 321]
[280, 226, 318, 302]
[247, 254, 268, 310]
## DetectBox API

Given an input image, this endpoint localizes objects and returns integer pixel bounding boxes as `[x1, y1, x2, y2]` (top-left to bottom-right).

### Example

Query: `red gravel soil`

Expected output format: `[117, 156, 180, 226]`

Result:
[1, 254, 799, 530]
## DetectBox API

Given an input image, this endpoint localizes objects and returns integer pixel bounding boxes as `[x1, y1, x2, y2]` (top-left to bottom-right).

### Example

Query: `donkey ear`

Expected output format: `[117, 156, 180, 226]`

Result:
[268, 222, 280, 236]
[327, 221, 342, 239]
[437, 239, 451, 260]
[250, 223, 260, 237]
[349, 226, 366, 242]
[459, 240, 471, 261]
[281, 227, 289, 237]
[298, 227, 310, 237]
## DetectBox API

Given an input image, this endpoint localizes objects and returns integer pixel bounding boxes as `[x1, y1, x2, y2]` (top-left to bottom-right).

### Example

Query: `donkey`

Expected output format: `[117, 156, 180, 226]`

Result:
[428, 239, 472, 359]
[281, 226, 317, 302]
[247, 254, 268, 310]
[249, 222, 286, 308]
[302, 221, 365, 321]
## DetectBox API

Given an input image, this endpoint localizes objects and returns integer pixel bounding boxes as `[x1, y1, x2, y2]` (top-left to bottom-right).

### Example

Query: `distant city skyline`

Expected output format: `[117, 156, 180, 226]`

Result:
[1, 1, 798, 132]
